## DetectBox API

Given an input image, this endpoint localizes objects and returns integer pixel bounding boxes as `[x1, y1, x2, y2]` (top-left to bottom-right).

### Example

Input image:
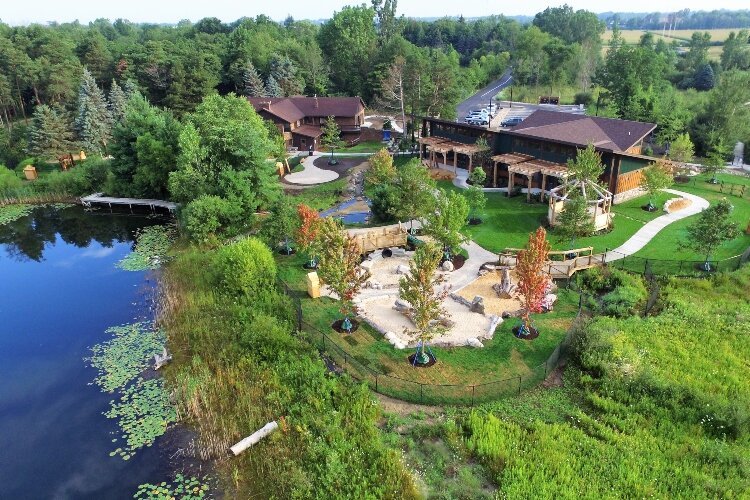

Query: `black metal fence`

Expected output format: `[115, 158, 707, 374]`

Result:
[298, 320, 577, 406]
[603, 248, 749, 278]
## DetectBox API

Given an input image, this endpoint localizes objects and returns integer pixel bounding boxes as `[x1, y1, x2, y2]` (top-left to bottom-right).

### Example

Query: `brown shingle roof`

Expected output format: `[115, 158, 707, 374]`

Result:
[292, 125, 324, 138]
[508, 110, 656, 152]
[248, 96, 365, 123]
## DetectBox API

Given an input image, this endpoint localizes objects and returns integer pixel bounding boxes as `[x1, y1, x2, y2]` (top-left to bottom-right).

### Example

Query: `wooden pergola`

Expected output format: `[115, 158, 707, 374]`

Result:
[453, 143, 489, 174]
[507, 159, 569, 202]
[490, 153, 534, 187]
[417, 136, 448, 167]
[417, 137, 489, 173]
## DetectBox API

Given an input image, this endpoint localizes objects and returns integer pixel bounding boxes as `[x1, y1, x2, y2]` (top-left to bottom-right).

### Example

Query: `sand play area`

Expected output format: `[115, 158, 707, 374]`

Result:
[455, 269, 523, 317]
[343, 248, 503, 349]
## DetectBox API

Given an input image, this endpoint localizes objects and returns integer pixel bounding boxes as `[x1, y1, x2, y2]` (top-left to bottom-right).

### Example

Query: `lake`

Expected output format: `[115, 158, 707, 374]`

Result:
[0, 206, 178, 499]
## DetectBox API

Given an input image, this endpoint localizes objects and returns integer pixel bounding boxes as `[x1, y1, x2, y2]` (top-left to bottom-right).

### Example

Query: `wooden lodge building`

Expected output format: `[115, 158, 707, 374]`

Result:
[249, 96, 366, 151]
[419, 110, 658, 201]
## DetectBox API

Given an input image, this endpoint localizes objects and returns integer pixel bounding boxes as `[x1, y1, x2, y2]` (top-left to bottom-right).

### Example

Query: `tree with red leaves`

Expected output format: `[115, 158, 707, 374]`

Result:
[296, 204, 322, 268]
[316, 218, 370, 333]
[515, 227, 551, 337]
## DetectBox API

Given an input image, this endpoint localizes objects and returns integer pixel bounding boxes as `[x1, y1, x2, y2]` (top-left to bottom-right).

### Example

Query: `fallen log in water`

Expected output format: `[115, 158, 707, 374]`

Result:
[230, 421, 279, 456]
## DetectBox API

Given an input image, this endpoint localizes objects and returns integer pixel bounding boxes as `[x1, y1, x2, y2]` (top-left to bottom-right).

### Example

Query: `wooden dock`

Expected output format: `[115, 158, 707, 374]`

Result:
[80, 193, 178, 212]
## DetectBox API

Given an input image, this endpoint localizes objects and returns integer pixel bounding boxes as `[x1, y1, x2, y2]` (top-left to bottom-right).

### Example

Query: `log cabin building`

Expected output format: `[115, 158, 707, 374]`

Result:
[420, 110, 657, 201]
[249, 96, 366, 151]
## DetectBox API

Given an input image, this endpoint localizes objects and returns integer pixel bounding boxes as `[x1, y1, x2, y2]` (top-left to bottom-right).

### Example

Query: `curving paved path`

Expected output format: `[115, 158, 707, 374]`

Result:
[604, 189, 709, 261]
[284, 154, 339, 185]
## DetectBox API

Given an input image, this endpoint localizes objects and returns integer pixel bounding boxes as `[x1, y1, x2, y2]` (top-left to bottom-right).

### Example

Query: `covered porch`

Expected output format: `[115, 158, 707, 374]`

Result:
[418, 136, 490, 173]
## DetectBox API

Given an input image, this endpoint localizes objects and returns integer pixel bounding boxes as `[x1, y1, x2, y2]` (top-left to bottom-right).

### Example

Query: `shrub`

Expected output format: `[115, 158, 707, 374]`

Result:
[214, 237, 277, 298]
[576, 268, 647, 317]
[182, 195, 232, 244]
[574, 92, 593, 106]
[370, 184, 399, 222]
[0, 165, 22, 192]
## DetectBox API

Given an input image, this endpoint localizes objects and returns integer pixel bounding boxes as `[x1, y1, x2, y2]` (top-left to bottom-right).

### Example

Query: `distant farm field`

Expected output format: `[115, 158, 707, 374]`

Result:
[601, 28, 746, 60]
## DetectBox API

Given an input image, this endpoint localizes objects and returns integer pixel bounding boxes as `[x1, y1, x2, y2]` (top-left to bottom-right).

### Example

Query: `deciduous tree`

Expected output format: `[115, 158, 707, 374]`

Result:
[296, 204, 323, 268]
[516, 227, 550, 336]
[555, 193, 594, 249]
[424, 189, 468, 261]
[685, 199, 739, 271]
[640, 159, 674, 210]
[398, 242, 449, 365]
[320, 115, 344, 164]
[316, 217, 370, 333]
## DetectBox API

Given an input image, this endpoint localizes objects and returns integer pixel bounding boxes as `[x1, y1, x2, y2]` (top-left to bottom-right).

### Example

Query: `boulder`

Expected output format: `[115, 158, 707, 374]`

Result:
[541, 293, 557, 312]
[470, 296, 485, 314]
[478, 269, 489, 277]
[360, 260, 374, 270]
[466, 337, 484, 348]
[393, 299, 411, 313]
[371, 281, 383, 290]
[396, 264, 410, 274]
[488, 315, 503, 335]
[439, 316, 455, 328]
[481, 263, 498, 271]
[441, 260, 454, 272]
[392, 247, 406, 257]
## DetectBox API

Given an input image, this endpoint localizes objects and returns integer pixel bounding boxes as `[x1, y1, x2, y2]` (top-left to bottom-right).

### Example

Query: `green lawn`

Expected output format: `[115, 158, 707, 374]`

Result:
[285, 178, 348, 211]
[341, 140, 386, 153]
[277, 252, 579, 404]
[632, 173, 750, 261]
[437, 174, 750, 262]
[438, 181, 663, 254]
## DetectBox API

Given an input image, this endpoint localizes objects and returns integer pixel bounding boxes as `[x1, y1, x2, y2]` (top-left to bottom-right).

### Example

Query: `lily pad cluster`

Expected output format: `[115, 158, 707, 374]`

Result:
[87, 322, 177, 460]
[117, 224, 177, 271]
[0, 204, 33, 225]
[106, 378, 177, 460]
[88, 323, 165, 392]
[134, 474, 210, 499]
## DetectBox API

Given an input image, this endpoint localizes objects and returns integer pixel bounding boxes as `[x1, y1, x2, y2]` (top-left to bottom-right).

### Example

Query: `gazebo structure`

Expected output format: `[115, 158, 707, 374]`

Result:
[507, 159, 571, 203]
[490, 153, 534, 187]
[417, 136, 489, 173]
[547, 178, 613, 231]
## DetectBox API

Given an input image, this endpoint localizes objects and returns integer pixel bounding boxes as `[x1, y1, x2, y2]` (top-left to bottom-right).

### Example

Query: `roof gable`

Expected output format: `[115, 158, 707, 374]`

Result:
[509, 110, 656, 152]
[248, 96, 365, 123]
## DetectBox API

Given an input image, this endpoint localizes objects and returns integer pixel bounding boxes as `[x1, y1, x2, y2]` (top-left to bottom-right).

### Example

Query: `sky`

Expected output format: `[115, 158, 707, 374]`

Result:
[2, 0, 749, 25]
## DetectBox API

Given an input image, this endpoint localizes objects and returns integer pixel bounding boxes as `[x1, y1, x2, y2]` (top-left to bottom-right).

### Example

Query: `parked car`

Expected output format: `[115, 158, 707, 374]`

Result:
[464, 110, 488, 121]
[481, 104, 498, 114]
[501, 116, 524, 127]
[467, 116, 490, 126]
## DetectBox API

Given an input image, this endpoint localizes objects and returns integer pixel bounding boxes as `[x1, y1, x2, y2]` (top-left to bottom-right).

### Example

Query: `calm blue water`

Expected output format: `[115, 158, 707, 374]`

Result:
[0, 206, 173, 499]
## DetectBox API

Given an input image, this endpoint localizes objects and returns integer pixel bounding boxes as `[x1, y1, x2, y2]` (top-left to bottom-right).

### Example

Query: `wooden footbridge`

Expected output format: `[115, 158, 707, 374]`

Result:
[80, 193, 178, 213]
[499, 247, 606, 279]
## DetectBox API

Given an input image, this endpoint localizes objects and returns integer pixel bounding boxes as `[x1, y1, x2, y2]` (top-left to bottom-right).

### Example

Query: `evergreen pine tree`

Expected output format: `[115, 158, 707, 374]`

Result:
[27, 104, 75, 159]
[693, 63, 715, 91]
[108, 79, 128, 125]
[75, 68, 112, 156]
[270, 54, 303, 96]
[242, 61, 267, 97]
[123, 79, 141, 101]
[265, 75, 283, 97]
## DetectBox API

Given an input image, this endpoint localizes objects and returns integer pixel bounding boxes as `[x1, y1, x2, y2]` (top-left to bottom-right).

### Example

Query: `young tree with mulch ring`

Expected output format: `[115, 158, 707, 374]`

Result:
[321, 115, 345, 165]
[398, 242, 450, 366]
[640, 159, 674, 211]
[515, 227, 551, 339]
[316, 218, 370, 333]
[264, 198, 300, 255]
[703, 137, 730, 184]
[424, 189, 469, 263]
[296, 204, 323, 268]
[685, 199, 740, 271]
[555, 192, 595, 251]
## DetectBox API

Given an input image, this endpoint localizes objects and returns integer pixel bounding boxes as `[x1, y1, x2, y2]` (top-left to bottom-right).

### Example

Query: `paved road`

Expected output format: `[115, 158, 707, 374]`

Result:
[456, 68, 513, 122]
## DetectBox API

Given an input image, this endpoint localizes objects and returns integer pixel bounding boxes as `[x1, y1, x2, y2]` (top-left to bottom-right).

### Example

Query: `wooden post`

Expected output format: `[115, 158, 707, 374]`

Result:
[540, 174, 547, 203]
[442, 151, 447, 169]
[508, 172, 513, 197]
[468, 154, 473, 174]
[493, 161, 498, 187]
[527, 176, 532, 202]
[453, 150, 458, 170]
